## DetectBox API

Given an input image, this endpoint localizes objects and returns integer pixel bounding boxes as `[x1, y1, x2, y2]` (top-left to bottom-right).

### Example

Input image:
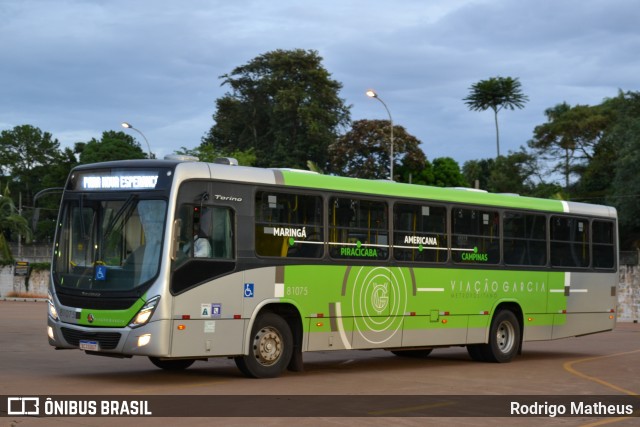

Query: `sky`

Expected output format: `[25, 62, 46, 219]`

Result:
[1, 0, 639, 166]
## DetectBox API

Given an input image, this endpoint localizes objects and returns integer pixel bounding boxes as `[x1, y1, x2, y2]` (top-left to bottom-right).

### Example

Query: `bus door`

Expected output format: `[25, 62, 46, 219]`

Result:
[170, 181, 236, 293]
[168, 180, 243, 356]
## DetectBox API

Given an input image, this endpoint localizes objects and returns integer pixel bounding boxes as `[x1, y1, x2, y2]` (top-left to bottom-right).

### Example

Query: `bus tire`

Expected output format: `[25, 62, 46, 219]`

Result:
[390, 349, 433, 358]
[148, 357, 195, 371]
[466, 344, 487, 362]
[235, 312, 293, 378]
[485, 309, 521, 363]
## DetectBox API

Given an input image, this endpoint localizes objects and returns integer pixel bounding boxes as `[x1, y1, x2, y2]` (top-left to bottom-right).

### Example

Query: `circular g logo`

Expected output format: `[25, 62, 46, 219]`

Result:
[371, 283, 389, 314]
[343, 266, 409, 345]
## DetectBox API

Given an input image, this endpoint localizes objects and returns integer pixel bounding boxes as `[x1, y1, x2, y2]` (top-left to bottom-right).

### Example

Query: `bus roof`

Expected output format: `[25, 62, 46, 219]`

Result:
[274, 168, 615, 218]
[72, 159, 616, 219]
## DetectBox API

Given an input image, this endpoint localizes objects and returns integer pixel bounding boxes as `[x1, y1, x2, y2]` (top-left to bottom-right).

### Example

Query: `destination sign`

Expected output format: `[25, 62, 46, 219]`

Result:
[69, 168, 171, 191]
[82, 175, 159, 190]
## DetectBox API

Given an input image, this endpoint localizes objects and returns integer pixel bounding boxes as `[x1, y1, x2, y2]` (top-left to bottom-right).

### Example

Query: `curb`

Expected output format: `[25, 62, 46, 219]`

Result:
[0, 298, 47, 302]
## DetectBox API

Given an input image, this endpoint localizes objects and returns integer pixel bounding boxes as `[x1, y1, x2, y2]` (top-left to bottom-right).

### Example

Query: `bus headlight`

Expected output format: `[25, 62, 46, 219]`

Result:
[48, 291, 59, 321]
[137, 334, 152, 347]
[129, 296, 160, 328]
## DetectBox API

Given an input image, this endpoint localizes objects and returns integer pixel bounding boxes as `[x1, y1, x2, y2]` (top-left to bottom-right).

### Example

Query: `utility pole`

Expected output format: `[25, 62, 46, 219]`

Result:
[18, 192, 23, 259]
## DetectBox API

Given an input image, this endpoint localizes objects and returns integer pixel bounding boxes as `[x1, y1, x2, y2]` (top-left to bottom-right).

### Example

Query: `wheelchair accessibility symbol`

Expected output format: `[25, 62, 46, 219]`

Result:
[95, 265, 107, 281]
[244, 283, 254, 298]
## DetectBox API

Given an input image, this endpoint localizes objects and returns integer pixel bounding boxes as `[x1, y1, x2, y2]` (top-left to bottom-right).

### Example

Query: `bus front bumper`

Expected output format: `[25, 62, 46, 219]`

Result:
[47, 317, 172, 357]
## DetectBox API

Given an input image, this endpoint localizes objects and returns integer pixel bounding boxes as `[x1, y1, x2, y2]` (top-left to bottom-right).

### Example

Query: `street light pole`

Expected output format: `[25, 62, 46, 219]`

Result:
[366, 90, 394, 181]
[121, 122, 153, 158]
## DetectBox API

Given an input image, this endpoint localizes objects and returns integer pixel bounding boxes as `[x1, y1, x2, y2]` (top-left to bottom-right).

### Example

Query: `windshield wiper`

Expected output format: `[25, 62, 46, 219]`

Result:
[79, 194, 87, 242]
[103, 194, 138, 241]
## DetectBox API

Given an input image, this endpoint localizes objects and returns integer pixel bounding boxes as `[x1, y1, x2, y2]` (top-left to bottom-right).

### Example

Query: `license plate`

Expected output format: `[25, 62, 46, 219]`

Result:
[79, 340, 99, 351]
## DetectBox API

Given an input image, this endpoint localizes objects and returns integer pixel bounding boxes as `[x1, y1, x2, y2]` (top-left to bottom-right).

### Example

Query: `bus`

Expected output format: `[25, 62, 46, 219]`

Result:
[47, 157, 618, 378]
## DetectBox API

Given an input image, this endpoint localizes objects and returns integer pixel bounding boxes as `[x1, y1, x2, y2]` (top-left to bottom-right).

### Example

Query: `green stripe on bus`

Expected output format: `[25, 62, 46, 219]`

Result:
[279, 170, 565, 212]
[77, 297, 146, 327]
[283, 265, 567, 334]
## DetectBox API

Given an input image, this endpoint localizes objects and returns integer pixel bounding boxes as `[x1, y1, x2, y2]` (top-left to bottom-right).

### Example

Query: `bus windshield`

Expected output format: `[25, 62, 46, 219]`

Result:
[53, 196, 167, 292]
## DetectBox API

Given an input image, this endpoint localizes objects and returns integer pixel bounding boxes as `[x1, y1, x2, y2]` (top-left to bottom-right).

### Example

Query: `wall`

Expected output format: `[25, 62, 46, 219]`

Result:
[618, 265, 640, 322]
[0, 265, 48, 298]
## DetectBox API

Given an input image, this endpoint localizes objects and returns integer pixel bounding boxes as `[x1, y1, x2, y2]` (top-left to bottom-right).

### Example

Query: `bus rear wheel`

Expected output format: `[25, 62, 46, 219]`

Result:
[235, 312, 293, 378]
[149, 357, 195, 371]
[467, 310, 521, 363]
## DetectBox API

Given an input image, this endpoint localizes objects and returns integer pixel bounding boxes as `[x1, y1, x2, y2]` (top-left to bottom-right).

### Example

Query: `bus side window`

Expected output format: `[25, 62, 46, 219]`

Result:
[393, 203, 447, 263]
[170, 181, 238, 294]
[254, 191, 323, 258]
[201, 206, 235, 259]
[503, 212, 547, 266]
[550, 216, 589, 268]
[592, 220, 615, 269]
[329, 197, 388, 260]
[174, 181, 236, 261]
[176, 205, 209, 258]
[451, 208, 500, 264]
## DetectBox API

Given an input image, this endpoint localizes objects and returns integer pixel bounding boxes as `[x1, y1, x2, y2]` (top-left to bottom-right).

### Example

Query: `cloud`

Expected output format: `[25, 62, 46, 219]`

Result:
[1, 0, 638, 167]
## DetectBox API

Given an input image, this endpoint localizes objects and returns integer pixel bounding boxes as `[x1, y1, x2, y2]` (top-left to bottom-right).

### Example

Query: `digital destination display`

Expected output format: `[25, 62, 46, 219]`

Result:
[69, 168, 171, 191]
[82, 175, 159, 190]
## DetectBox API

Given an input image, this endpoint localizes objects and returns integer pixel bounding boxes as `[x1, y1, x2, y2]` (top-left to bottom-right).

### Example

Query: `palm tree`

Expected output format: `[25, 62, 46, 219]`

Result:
[464, 76, 529, 157]
[0, 183, 32, 261]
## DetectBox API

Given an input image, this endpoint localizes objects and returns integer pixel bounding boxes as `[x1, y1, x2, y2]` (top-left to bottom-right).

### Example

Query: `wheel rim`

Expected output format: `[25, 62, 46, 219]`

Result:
[496, 320, 516, 354]
[252, 326, 283, 366]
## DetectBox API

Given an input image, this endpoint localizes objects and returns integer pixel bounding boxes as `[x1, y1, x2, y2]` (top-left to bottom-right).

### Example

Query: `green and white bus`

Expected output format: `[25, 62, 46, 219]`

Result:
[47, 157, 618, 378]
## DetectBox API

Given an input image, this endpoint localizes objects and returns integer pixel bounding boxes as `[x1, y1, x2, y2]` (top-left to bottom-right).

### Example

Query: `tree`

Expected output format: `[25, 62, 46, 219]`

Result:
[0, 125, 61, 178]
[0, 183, 32, 261]
[605, 91, 640, 247]
[528, 102, 609, 190]
[202, 49, 351, 169]
[328, 119, 426, 180]
[572, 135, 616, 205]
[0, 125, 71, 243]
[174, 145, 256, 166]
[78, 131, 147, 164]
[609, 119, 640, 247]
[486, 151, 538, 194]
[430, 157, 467, 187]
[398, 159, 434, 185]
[31, 146, 78, 242]
[462, 158, 495, 190]
[463, 76, 529, 157]
[463, 152, 554, 196]
[0, 125, 63, 206]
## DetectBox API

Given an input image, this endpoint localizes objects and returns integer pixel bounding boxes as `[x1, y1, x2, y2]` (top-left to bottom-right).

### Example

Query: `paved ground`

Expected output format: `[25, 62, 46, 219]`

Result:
[1, 301, 639, 427]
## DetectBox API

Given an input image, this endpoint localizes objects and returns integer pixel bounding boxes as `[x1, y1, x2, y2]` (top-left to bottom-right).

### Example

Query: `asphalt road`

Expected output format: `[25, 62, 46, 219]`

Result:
[1, 301, 639, 427]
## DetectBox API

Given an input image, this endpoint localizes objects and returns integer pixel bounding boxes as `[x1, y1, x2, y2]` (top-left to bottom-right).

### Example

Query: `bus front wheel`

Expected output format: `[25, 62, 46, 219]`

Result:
[235, 312, 293, 378]
[467, 309, 521, 363]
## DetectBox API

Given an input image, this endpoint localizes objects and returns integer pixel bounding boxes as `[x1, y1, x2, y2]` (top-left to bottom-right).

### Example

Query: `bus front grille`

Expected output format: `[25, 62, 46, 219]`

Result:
[61, 328, 121, 350]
